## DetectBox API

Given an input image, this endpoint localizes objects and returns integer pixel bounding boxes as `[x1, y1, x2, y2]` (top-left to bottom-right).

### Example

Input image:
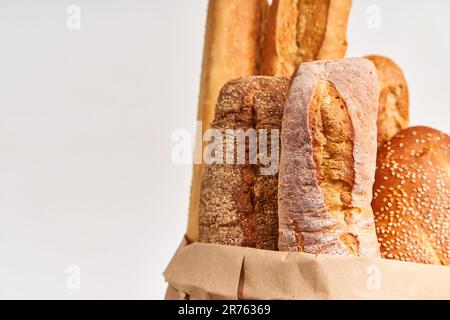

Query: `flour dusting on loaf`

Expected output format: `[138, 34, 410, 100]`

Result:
[278, 58, 381, 257]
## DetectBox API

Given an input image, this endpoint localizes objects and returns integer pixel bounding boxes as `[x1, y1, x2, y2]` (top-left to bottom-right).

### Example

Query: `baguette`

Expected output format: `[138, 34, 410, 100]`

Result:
[261, 0, 352, 76]
[199, 76, 289, 250]
[187, 0, 268, 243]
[373, 126, 450, 265]
[278, 58, 380, 257]
[365, 55, 410, 146]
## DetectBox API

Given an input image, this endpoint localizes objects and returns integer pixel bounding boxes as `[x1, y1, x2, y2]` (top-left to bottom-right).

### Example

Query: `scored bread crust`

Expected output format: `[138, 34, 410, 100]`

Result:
[373, 126, 450, 265]
[199, 76, 289, 250]
[365, 55, 410, 146]
[261, 0, 352, 76]
[278, 58, 381, 257]
[187, 0, 268, 243]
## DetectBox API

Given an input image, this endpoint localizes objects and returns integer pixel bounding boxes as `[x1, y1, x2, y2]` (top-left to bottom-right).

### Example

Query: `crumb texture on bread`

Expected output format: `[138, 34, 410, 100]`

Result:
[278, 58, 380, 257]
[373, 126, 450, 265]
[309, 79, 358, 254]
[200, 76, 289, 250]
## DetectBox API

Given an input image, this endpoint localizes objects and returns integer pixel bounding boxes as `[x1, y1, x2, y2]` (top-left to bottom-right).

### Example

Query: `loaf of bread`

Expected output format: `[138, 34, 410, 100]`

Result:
[278, 58, 381, 257]
[365, 55, 410, 146]
[261, 0, 352, 76]
[187, 0, 268, 243]
[373, 126, 450, 265]
[199, 76, 289, 250]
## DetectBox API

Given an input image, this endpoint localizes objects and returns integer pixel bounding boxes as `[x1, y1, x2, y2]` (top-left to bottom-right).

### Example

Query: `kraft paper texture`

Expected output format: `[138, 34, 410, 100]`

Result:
[163, 237, 450, 300]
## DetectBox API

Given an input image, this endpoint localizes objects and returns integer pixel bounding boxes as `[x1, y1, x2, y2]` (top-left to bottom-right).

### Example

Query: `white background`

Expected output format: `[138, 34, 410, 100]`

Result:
[0, 0, 449, 299]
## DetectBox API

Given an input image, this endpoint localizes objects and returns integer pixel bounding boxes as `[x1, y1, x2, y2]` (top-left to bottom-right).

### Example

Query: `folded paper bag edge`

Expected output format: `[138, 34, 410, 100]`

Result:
[164, 236, 245, 300]
[163, 236, 450, 300]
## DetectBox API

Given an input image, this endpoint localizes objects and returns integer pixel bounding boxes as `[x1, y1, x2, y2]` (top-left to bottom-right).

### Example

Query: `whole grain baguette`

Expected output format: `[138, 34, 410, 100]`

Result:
[187, 0, 268, 243]
[199, 76, 289, 250]
[278, 58, 380, 257]
[261, 0, 352, 76]
[373, 126, 450, 265]
[365, 55, 410, 146]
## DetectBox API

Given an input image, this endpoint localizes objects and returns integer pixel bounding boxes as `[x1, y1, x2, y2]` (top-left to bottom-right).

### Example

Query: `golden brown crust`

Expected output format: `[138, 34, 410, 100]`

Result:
[187, 0, 267, 242]
[372, 126, 450, 265]
[199, 76, 289, 249]
[256, 1, 270, 74]
[261, 0, 352, 76]
[316, 0, 352, 60]
[309, 80, 357, 254]
[278, 58, 380, 257]
[365, 55, 410, 146]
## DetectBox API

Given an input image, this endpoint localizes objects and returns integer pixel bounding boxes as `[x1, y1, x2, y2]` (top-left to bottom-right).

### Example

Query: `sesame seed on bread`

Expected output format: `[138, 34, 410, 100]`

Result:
[372, 126, 450, 265]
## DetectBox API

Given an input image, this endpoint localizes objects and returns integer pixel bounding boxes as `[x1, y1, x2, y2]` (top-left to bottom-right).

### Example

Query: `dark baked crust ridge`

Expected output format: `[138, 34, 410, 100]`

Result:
[200, 76, 289, 249]
[187, 0, 269, 243]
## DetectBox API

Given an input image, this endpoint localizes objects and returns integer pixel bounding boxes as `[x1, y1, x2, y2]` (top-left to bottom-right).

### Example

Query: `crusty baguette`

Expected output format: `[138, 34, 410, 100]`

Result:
[365, 55, 410, 146]
[278, 58, 380, 257]
[261, 0, 352, 76]
[187, 0, 268, 243]
[199, 76, 289, 250]
[373, 126, 450, 265]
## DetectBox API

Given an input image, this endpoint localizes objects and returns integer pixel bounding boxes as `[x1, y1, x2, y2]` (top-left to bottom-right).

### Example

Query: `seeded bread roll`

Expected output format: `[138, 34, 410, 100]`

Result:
[199, 76, 289, 250]
[373, 126, 450, 265]
[261, 0, 352, 76]
[278, 58, 380, 257]
[187, 0, 268, 243]
[365, 55, 410, 146]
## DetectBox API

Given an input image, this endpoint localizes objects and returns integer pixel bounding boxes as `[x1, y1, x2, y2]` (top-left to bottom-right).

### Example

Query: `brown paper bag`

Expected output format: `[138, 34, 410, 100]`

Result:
[163, 236, 450, 300]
